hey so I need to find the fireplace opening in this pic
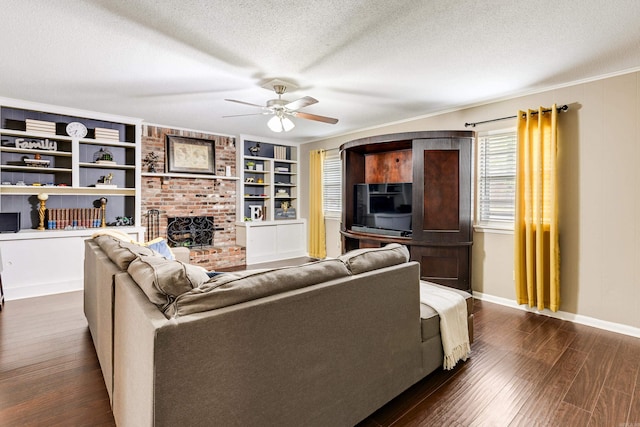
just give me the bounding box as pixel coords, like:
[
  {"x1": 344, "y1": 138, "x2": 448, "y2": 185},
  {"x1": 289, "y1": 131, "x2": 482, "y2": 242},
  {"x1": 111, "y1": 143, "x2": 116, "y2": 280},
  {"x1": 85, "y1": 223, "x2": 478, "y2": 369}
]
[{"x1": 166, "y1": 216, "x2": 214, "y2": 248}]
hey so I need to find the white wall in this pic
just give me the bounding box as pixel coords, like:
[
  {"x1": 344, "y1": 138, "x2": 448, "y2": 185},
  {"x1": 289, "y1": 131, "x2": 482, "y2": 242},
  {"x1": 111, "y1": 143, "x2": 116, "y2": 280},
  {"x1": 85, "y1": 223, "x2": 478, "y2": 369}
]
[{"x1": 300, "y1": 70, "x2": 640, "y2": 332}]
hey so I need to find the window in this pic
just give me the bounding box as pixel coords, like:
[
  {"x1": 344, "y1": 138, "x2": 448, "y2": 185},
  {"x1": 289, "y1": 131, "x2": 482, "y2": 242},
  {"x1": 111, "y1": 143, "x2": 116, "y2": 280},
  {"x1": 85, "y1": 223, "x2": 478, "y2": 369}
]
[
  {"x1": 477, "y1": 129, "x2": 517, "y2": 229},
  {"x1": 322, "y1": 149, "x2": 342, "y2": 219}
]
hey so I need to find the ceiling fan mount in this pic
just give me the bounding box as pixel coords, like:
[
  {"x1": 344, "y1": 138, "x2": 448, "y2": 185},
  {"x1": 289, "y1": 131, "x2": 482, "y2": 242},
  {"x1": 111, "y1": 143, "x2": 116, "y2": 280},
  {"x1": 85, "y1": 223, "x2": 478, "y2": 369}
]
[
  {"x1": 223, "y1": 80, "x2": 338, "y2": 132},
  {"x1": 271, "y1": 84, "x2": 287, "y2": 96},
  {"x1": 266, "y1": 84, "x2": 288, "y2": 110}
]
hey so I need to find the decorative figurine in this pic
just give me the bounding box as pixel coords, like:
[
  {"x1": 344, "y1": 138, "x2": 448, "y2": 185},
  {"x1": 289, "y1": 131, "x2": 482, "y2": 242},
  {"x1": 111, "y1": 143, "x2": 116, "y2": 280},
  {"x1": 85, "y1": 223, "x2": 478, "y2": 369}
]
[
  {"x1": 143, "y1": 151, "x2": 159, "y2": 172},
  {"x1": 248, "y1": 142, "x2": 261, "y2": 156},
  {"x1": 37, "y1": 193, "x2": 48, "y2": 230},
  {"x1": 113, "y1": 216, "x2": 133, "y2": 226}
]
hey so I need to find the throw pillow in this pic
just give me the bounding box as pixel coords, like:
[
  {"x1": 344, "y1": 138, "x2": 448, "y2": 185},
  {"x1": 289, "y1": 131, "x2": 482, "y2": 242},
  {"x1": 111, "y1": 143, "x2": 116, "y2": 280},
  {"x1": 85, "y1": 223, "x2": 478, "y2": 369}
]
[
  {"x1": 128, "y1": 256, "x2": 210, "y2": 308},
  {"x1": 141, "y1": 237, "x2": 175, "y2": 260},
  {"x1": 339, "y1": 243, "x2": 410, "y2": 275},
  {"x1": 93, "y1": 235, "x2": 156, "y2": 270},
  {"x1": 93, "y1": 231, "x2": 177, "y2": 261},
  {"x1": 91, "y1": 229, "x2": 134, "y2": 241}
]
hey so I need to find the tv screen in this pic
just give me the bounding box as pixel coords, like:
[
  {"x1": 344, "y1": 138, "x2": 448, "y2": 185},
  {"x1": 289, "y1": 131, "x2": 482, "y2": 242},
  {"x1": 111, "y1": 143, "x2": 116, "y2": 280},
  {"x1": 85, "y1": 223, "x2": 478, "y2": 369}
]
[{"x1": 354, "y1": 183, "x2": 412, "y2": 233}]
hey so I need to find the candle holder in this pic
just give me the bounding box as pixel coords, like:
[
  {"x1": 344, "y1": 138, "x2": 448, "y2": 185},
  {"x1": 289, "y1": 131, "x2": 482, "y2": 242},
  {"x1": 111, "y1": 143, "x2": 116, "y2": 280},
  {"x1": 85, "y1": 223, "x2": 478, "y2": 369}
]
[
  {"x1": 100, "y1": 197, "x2": 108, "y2": 227},
  {"x1": 37, "y1": 193, "x2": 49, "y2": 230}
]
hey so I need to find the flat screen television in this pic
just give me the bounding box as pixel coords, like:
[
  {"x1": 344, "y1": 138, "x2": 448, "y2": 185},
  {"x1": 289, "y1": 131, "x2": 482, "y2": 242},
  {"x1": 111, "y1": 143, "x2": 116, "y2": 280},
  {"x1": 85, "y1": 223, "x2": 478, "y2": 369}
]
[{"x1": 353, "y1": 183, "x2": 412, "y2": 236}]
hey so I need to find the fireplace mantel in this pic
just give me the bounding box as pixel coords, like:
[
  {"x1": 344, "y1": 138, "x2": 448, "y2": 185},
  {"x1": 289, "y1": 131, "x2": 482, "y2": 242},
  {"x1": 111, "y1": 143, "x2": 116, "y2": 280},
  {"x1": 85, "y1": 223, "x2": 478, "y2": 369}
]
[{"x1": 141, "y1": 172, "x2": 239, "y2": 180}]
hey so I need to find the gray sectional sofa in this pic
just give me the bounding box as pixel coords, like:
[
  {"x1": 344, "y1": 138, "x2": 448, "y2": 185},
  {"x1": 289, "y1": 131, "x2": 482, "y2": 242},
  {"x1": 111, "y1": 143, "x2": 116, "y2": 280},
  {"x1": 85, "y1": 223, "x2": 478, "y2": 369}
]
[{"x1": 84, "y1": 236, "x2": 473, "y2": 427}]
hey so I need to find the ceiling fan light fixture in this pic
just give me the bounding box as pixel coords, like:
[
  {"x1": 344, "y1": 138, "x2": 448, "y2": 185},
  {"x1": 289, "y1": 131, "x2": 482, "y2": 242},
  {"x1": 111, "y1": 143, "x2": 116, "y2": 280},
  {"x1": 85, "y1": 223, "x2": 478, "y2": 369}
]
[
  {"x1": 267, "y1": 115, "x2": 295, "y2": 132},
  {"x1": 225, "y1": 81, "x2": 337, "y2": 130},
  {"x1": 282, "y1": 116, "x2": 295, "y2": 132}
]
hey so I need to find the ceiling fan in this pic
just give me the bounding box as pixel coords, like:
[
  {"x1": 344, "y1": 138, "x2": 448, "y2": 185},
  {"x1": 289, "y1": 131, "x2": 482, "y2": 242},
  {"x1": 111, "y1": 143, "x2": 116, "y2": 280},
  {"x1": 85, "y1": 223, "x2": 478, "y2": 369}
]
[{"x1": 223, "y1": 80, "x2": 339, "y2": 132}]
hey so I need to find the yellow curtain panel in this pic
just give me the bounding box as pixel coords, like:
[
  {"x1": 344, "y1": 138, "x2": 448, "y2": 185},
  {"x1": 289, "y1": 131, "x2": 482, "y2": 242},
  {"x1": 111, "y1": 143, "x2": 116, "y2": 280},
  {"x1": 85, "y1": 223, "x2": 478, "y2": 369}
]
[
  {"x1": 514, "y1": 105, "x2": 560, "y2": 312},
  {"x1": 308, "y1": 150, "x2": 327, "y2": 259}
]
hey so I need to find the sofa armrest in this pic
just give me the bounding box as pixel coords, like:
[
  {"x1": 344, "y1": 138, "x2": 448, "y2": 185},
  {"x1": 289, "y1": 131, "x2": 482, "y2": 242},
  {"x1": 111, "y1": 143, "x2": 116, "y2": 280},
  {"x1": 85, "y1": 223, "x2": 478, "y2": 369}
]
[
  {"x1": 84, "y1": 239, "x2": 123, "y2": 403},
  {"x1": 112, "y1": 272, "x2": 170, "y2": 427}
]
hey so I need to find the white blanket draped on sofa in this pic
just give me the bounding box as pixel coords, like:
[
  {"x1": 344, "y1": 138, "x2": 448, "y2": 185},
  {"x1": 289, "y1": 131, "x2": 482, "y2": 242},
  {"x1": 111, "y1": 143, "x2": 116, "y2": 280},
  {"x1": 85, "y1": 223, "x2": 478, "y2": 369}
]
[{"x1": 419, "y1": 281, "x2": 471, "y2": 370}]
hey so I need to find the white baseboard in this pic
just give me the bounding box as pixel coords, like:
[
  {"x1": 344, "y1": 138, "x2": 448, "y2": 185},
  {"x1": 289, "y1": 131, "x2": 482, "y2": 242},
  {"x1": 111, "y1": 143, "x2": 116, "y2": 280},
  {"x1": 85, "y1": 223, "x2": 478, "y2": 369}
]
[
  {"x1": 473, "y1": 291, "x2": 640, "y2": 339},
  {"x1": 5, "y1": 279, "x2": 83, "y2": 301}
]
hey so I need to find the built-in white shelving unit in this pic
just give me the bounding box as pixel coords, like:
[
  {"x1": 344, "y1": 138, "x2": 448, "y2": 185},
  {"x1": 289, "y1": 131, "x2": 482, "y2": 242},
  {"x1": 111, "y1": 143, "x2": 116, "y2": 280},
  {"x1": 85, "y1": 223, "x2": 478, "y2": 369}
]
[
  {"x1": 236, "y1": 135, "x2": 307, "y2": 264},
  {"x1": 0, "y1": 97, "x2": 144, "y2": 300}
]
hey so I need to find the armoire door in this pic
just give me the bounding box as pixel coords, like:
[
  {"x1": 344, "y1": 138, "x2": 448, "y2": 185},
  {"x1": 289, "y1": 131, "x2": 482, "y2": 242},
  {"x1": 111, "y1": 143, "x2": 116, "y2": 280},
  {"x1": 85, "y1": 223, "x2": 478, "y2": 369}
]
[{"x1": 411, "y1": 137, "x2": 473, "y2": 243}]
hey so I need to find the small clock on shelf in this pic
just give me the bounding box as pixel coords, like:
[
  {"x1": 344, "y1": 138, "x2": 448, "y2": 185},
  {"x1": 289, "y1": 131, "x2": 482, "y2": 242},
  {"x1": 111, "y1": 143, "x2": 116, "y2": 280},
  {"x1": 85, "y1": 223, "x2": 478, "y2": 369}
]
[{"x1": 66, "y1": 121, "x2": 88, "y2": 138}]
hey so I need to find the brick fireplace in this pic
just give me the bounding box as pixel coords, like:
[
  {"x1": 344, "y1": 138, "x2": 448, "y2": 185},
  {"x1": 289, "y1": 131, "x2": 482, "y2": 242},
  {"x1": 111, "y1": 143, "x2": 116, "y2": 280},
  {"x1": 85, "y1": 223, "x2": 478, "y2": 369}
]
[
  {"x1": 140, "y1": 125, "x2": 245, "y2": 270},
  {"x1": 166, "y1": 215, "x2": 215, "y2": 248}
]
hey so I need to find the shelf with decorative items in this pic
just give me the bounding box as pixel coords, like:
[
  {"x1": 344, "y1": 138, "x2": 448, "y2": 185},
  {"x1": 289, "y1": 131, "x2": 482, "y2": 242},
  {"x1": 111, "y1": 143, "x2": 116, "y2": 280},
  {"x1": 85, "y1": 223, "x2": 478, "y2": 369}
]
[
  {"x1": 236, "y1": 135, "x2": 306, "y2": 263},
  {"x1": 77, "y1": 142, "x2": 136, "y2": 192},
  {"x1": 0, "y1": 128, "x2": 74, "y2": 188},
  {"x1": 243, "y1": 155, "x2": 272, "y2": 221},
  {"x1": 0, "y1": 97, "x2": 142, "y2": 232},
  {"x1": 273, "y1": 159, "x2": 297, "y2": 220},
  {"x1": 238, "y1": 135, "x2": 299, "y2": 223},
  {"x1": 0, "y1": 97, "x2": 144, "y2": 301}
]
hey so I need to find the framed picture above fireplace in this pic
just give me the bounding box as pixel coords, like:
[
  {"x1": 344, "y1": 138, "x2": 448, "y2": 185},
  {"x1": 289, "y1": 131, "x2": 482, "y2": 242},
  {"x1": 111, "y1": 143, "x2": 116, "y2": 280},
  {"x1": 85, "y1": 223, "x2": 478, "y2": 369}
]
[{"x1": 165, "y1": 135, "x2": 215, "y2": 174}]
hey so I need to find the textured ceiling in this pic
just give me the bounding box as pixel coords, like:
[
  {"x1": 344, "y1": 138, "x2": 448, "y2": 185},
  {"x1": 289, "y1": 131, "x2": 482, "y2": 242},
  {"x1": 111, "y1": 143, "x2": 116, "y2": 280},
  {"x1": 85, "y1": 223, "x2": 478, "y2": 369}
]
[{"x1": 1, "y1": 0, "x2": 639, "y2": 143}]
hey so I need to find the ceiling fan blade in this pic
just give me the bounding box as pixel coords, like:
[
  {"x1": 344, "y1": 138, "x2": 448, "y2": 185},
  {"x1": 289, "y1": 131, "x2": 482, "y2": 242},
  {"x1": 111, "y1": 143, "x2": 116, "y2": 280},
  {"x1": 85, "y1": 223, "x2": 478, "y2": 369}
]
[
  {"x1": 284, "y1": 96, "x2": 318, "y2": 111},
  {"x1": 222, "y1": 113, "x2": 269, "y2": 118},
  {"x1": 224, "y1": 99, "x2": 266, "y2": 108},
  {"x1": 294, "y1": 111, "x2": 339, "y2": 124}
]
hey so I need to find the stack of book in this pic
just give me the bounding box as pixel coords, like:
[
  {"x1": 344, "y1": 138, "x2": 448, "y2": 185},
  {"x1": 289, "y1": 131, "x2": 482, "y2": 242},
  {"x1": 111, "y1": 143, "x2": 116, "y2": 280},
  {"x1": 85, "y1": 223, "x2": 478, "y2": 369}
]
[
  {"x1": 274, "y1": 145, "x2": 287, "y2": 160},
  {"x1": 275, "y1": 166, "x2": 290, "y2": 173},
  {"x1": 47, "y1": 208, "x2": 102, "y2": 229},
  {"x1": 25, "y1": 119, "x2": 56, "y2": 134},
  {"x1": 94, "y1": 127, "x2": 120, "y2": 141}
]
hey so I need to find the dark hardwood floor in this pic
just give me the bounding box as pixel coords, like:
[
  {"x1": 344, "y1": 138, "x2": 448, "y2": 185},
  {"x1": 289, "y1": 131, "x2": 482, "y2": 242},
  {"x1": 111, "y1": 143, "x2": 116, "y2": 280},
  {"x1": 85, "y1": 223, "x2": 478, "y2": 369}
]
[
  {"x1": 1, "y1": 292, "x2": 639, "y2": 426},
  {"x1": 0, "y1": 292, "x2": 114, "y2": 426}
]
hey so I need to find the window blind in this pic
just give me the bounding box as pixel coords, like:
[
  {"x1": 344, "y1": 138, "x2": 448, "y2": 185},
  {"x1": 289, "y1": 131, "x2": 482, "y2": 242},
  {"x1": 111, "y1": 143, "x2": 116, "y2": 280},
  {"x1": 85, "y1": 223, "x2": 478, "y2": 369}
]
[
  {"x1": 478, "y1": 130, "x2": 517, "y2": 226},
  {"x1": 322, "y1": 150, "x2": 342, "y2": 218}
]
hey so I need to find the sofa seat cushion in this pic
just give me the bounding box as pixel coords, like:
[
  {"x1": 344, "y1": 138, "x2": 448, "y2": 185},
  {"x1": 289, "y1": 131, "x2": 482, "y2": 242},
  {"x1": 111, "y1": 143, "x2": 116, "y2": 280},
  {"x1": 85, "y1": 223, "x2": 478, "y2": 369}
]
[
  {"x1": 93, "y1": 235, "x2": 156, "y2": 270},
  {"x1": 419, "y1": 283, "x2": 473, "y2": 342},
  {"x1": 420, "y1": 313, "x2": 441, "y2": 342},
  {"x1": 164, "y1": 258, "x2": 351, "y2": 318},
  {"x1": 128, "y1": 256, "x2": 210, "y2": 308},
  {"x1": 338, "y1": 243, "x2": 410, "y2": 274}
]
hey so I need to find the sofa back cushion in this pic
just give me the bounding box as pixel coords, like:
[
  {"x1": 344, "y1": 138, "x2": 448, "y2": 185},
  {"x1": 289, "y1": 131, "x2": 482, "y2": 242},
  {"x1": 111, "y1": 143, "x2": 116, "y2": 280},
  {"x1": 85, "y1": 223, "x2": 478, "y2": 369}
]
[
  {"x1": 164, "y1": 258, "x2": 351, "y2": 318},
  {"x1": 339, "y1": 243, "x2": 410, "y2": 275},
  {"x1": 94, "y1": 235, "x2": 156, "y2": 270},
  {"x1": 128, "y1": 256, "x2": 210, "y2": 308}
]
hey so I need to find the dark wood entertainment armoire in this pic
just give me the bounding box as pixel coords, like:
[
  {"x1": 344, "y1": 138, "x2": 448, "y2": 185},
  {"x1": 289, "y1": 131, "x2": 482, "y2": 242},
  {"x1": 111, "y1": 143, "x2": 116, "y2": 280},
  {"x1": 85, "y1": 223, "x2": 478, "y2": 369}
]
[{"x1": 340, "y1": 131, "x2": 474, "y2": 292}]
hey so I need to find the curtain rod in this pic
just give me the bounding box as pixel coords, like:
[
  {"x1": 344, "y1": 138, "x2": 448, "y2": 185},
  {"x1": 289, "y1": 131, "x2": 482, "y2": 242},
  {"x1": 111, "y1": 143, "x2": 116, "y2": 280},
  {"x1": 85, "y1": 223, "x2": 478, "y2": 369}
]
[{"x1": 464, "y1": 104, "x2": 569, "y2": 128}]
